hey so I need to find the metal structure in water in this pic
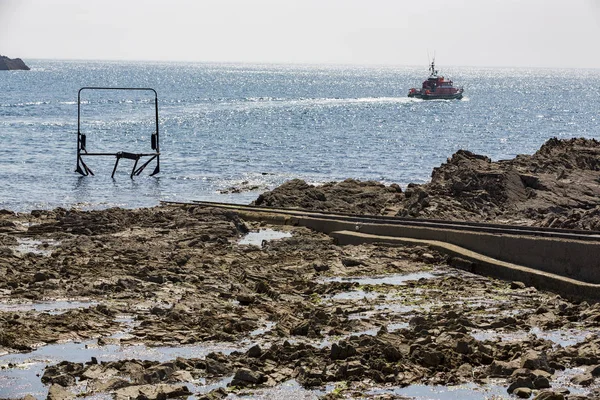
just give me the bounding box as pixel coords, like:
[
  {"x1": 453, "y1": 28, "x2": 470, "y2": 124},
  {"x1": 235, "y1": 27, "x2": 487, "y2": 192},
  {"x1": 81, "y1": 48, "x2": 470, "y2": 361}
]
[{"x1": 75, "y1": 87, "x2": 161, "y2": 179}]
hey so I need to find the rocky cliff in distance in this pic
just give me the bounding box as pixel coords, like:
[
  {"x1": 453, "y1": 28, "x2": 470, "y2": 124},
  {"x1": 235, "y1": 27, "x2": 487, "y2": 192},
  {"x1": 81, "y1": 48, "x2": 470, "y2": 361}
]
[{"x1": 0, "y1": 55, "x2": 30, "y2": 70}]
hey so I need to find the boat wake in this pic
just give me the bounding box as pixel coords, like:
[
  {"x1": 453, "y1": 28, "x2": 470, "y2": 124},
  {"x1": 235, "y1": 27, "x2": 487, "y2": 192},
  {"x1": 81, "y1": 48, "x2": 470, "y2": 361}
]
[{"x1": 241, "y1": 96, "x2": 420, "y2": 108}]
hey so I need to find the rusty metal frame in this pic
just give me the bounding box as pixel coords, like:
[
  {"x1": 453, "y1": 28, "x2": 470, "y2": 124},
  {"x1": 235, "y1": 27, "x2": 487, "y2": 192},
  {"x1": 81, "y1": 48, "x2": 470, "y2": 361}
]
[{"x1": 75, "y1": 87, "x2": 160, "y2": 178}]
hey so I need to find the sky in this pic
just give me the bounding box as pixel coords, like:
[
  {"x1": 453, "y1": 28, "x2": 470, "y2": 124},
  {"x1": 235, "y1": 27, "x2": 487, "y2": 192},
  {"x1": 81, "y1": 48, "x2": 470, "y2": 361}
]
[{"x1": 1, "y1": 0, "x2": 600, "y2": 68}]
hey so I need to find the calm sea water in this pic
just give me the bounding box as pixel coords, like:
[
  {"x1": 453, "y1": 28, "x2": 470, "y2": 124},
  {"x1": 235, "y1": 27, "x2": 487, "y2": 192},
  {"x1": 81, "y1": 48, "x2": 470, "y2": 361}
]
[{"x1": 1, "y1": 60, "x2": 599, "y2": 212}]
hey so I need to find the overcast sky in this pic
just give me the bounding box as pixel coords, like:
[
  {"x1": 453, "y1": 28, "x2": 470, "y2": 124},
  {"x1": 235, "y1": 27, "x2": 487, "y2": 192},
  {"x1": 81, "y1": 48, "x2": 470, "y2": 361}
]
[{"x1": 1, "y1": 0, "x2": 600, "y2": 68}]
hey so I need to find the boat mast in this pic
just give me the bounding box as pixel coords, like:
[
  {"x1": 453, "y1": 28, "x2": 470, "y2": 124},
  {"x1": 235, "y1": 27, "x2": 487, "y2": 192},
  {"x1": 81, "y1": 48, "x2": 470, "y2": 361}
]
[{"x1": 429, "y1": 58, "x2": 438, "y2": 77}]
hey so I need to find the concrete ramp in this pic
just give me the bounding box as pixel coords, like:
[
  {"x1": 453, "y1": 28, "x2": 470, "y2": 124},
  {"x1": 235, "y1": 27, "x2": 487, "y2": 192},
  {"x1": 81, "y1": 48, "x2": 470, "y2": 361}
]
[{"x1": 331, "y1": 230, "x2": 600, "y2": 301}]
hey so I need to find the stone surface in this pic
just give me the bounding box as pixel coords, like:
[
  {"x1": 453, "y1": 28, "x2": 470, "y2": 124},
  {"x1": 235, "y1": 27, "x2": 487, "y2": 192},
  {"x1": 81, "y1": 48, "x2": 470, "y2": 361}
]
[
  {"x1": 532, "y1": 391, "x2": 565, "y2": 400},
  {"x1": 114, "y1": 384, "x2": 191, "y2": 400},
  {"x1": 230, "y1": 368, "x2": 266, "y2": 387},
  {"x1": 513, "y1": 387, "x2": 533, "y2": 398},
  {"x1": 47, "y1": 384, "x2": 75, "y2": 400}
]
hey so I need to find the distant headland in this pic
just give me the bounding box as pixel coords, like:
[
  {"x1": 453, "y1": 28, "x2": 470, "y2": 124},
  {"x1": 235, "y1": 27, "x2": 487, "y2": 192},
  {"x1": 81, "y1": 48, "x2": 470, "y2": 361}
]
[{"x1": 0, "y1": 55, "x2": 30, "y2": 70}]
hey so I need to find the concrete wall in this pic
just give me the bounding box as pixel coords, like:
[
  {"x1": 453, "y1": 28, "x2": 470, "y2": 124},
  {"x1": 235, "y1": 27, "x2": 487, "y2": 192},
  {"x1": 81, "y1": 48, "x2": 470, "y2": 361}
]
[{"x1": 244, "y1": 212, "x2": 600, "y2": 285}]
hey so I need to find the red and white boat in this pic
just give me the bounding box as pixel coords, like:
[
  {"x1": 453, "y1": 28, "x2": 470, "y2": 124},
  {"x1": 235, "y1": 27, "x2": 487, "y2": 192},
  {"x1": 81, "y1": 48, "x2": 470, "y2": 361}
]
[{"x1": 408, "y1": 61, "x2": 464, "y2": 100}]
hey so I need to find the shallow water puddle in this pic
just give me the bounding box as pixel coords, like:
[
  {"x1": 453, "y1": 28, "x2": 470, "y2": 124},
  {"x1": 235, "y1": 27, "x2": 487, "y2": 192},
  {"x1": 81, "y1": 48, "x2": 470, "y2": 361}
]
[
  {"x1": 0, "y1": 339, "x2": 246, "y2": 366},
  {"x1": 322, "y1": 271, "x2": 436, "y2": 286},
  {"x1": 471, "y1": 326, "x2": 599, "y2": 348},
  {"x1": 330, "y1": 290, "x2": 384, "y2": 301},
  {"x1": 0, "y1": 364, "x2": 47, "y2": 399},
  {"x1": 367, "y1": 381, "x2": 509, "y2": 399},
  {"x1": 0, "y1": 300, "x2": 97, "y2": 314},
  {"x1": 13, "y1": 238, "x2": 58, "y2": 256},
  {"x1": 250, "y1": 321, "x2": 276, "y2": 336},
  {"x1": 0, "y1": 336, "x2": 247, "y2": 399},
  {"x1": 238, "y1": 229, "x2": 292, "y2": 246},
  {"x1": 229, "y1": 379, "x2": 330, "y2": 399},
  {"x1": 552, "y1": 367, "x2": 597, "y2": 394}
]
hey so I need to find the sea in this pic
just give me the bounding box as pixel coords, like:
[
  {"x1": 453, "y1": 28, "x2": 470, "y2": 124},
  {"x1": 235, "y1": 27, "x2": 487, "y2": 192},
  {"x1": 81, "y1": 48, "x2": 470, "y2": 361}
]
[{"x1": 2, "y1": 60, "x2": 600, "y2": 212}]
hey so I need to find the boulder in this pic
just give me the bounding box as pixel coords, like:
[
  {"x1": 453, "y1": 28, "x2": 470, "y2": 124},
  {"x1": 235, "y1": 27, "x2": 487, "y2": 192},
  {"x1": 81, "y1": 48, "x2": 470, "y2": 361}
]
[
  {"x1": 513, "y1": 387, "x2": 533, "y2": 398},
  {"x1": 507, "y1": 377, "x2": 534, "y2": 393},
  {"x1": 520, "y1": 350, "x2": 551, "y2": 372},
  {"x1": 331, "y1": 342, "x2": 357, "y2": 360},
  {"x1": 230, "y1": 368, "x2": 266, "y2": 387},
  {"x1": 532, "y1": 391, "x2": 565, "y2": 400},
  {"x1": 47, "y1": 384, "x2": 75, "y2": 400},
  {"x1": 489, "y1": 359, "x2": 520, "y2": 376},
  {"x1": 247, "y1": 344, "x2": 262, "y2": 358}
]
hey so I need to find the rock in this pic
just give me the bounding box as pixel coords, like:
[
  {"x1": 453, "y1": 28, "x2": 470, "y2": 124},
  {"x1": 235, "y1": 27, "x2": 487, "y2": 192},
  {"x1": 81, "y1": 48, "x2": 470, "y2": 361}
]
[
  {"x1": 455, "y1": 339, "x2": 471, "y2": 354},
  {"x1": 247, "y1": 344, "x2": 262, "y2": 358},
  {"x1": 33, "y1": 271, "x2": 50, "y2": 282},
  {"x1": 236, "y1": 293, "x2": 256, "y2": 305},
  {"x1": 570, "y1": 372, "x2": 594, "y2": 386},
  {"x1": 0, "y1": 55, "x2": 30, "y2": 70},
  {"x1": 331, "y1": 342, "x2": 357, "y2": 360},
  {"x1": 313, "y1": 263, "x2": 330, "y2": 272},
  {"x1": 341, "y1": 257, "x2": 363, "y2": 267},
  {"x1": 47, "y1": 384, "x2": 75, "y2": 400},
  {"x1": 144, "y1": 363, "x2": 175, "y2": 383},
  {"x1": 87, "y1": 378, "x2": 130, "y2": 393},
  {"x1": 489, "y1": 359, "x2": 520, "y2": 376},
  {"x1": 456, "y1": 363, "x2": 474, "y2": 378},
  {"x1": 344, "y1": 360, "x2": 365, "y2": 378},
  {"x1": 382, "y1": 344, "x2": 402, "y2": 362},
  {"x1": 534, "y1": 375, "x2": 551, "y2": 389},
  {"x1": 587, "y1": 364, "x2": 600, "y2": 376},
  {"x1": 513, "y1": 387, "x2": 533, "y2": 398},
  {"x1": 114, "y1": 384, "x2": 191, "y2": 400},
  {"x1": 511, "y1": 281, "x2": 527, "y2": 289},
  {"x1": 253, "y1": 178, "x2": 404, "y2": 215},
  {"x1": 170, "y1": 370, "x2": 194, "y2": 382},
  {"x1": 532, "y1": 391, "x2": 565, "y2": 400},
  {"x1": 205, "y1": 358, "x2": 230, "y2": 376},
  {"x1": 196, "y1": 387, "x2": 228, "y2": 400},
  {"x1": 291, "y1": 321, "x2": 310, "y2": 336},
  {"x1": 230, "y1": 368, "x2": 266, "y2": 387},
  {"x1": 508, "y1": 377, "x2": 534, "y2": 393},
  {"x1": 416, "y1": 348, "x2": 443, "y2": 367},
  {"x1": 521, "y1": 350, "x2": 551, "y2": 372},
  {"x1": 81, "y1": 364, "x2": 107, "y2": 380}
]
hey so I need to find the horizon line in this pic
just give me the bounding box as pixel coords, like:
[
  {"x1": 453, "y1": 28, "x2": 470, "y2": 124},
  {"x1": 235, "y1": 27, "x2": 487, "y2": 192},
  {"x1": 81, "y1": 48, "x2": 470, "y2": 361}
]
[{"x1": 15, "y1": 57, "x2": 600, "y2": 71}]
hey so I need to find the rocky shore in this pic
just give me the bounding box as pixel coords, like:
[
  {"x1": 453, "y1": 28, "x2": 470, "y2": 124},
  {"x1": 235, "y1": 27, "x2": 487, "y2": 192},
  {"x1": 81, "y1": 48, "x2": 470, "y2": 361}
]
[
  {"x1": 255, "y1": 137, "x2": 600, "y2": 230},
  {"x1": 1, "y1": 138, "x2": 600, "y2": 399},
  {"x1": 0, "y1": 55, "x2": 30, "y2": 70}
]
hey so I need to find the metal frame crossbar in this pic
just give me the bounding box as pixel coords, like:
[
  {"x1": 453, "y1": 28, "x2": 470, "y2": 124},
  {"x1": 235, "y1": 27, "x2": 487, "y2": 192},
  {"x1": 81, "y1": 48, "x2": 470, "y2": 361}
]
[{"x1": 75, "y1": 87, "x2": 161, "y2": 178}]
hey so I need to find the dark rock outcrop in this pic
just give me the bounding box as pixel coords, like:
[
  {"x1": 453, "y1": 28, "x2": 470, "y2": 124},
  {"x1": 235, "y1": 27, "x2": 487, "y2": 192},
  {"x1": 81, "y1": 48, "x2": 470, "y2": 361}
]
[
  {"x1": 0, "y1": 55, "x2": 30, "y2": 70},
  {"x1": 253, "y1": 178, "x2": 403, "y2": 215},
  {"x1": 254, "y1": 138, "x2": 600, "y2": 230}
]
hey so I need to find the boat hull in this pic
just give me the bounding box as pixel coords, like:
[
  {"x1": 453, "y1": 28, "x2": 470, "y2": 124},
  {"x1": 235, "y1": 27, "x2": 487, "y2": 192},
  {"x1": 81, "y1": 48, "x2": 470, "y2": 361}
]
[
  {"x1": 422, "y1": 92, "x2": 463, "y2": 100},
  {"x1": 408, "y1": 91, "x2": 463, "y2": 100}
]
